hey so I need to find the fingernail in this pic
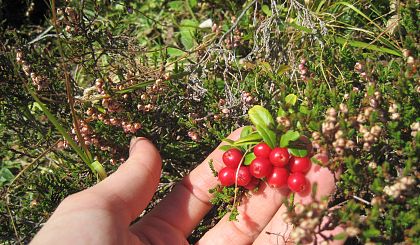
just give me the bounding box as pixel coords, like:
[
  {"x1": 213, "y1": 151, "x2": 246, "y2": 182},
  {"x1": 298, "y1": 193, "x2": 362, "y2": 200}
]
[
  {"x1": 130, "y1": 136, "x2": 138, "y2": 148},
  {"x1": 129, "y1": 137, "x2": 148, "y2": 155}
]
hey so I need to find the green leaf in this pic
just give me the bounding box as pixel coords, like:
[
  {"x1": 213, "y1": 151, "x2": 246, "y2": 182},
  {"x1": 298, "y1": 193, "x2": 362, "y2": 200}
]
[
  {"x1": 309, "y1": 121, "x2": 319, "y2": 131},
  {"x1": 222, "y1": 138, "x2": 235, "y2": 144},
  {"x1": 26, "y1": 86, "x2": 107, "y2": 180},
  {"x1": 168, "y1": 1, "x2": 184, "y2": 11},
  {"x1": 256, "y1": 125, "x2": 276, "y2": 149},
  {"x1": 333, "y1": 232, "x2": 347, "y2": 240},
  {"x1": 188, "y1": 0, "x2": 197, "y2": 7},
  {"x1": 233, "y1": 141, "x2": 262, "y2": 147},
  {"x1": 277, "y1": 65, "x2": 290, "y2": 75},
  {"x1": 167, "y1": 47, "x2": 187, "y2": 57},
  {"x1": 31, "y1": 102, "x2": 42, "y2": 112},
  {"x1": 240, "y1": 126, "x2": 254, "y2": 138},
  {"x1": 288, "y1": 22, "x2": 313, "y2": 33},
  {"x1": 285, "y1": 94, "x2": 297, "y2": 106},
  {"x1": 92, "y1": 161, "x2": 107, "y2": 180},
  {"x1": 219, "y1": 145, "x2": 236, "y2": 152},
  {"x1": 363, "y1": 227, "x2": 381, "y2": 238},
  {"x1": 280, "y1": 130, "x2": 300, "y2": 147},
  {"x1": 261, "y1": 5, "x2": 272, "y2": 16},
  {"x1": 244, "y1": 152, "x2": 256, "y2": 165},
  {"x1": 248, "y1": 105, "x2": 275, "y2": 128},
  {"x1": 180, "y1": 32, "x2": 194, "y2": 50},
  {"x1": 289, "y1": 148, "x2": 308, "y2": 157},
  {"x1": 179, "y1": 19, "x2": 198, "y2": 50},
  {"x1": 27, "y1": 90, "x2": 90, "y2": 163},
  {"x1": 299, "y1": 105, "x2": 309, "y2": 114},
  {"x1": 277, "y1": 107, "x2": 287, "y2": 117},
  {"x1": 0, "y1": 167, "x2": 14, "y2": 186},
  {"x1": 335, "y1": 37, "x2": 402, "y2": 57},
  {"x1": 234, "y1": 132, "x2": 262, "y2": 145}
]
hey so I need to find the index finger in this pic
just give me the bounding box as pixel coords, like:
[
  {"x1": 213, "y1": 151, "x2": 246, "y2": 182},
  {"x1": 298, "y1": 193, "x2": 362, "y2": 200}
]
[{"x1": 130, "y1": 128, "x2": 244, "y2": 238}]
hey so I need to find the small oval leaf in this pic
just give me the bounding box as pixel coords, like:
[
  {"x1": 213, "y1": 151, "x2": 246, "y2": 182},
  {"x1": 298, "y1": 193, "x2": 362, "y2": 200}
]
[
  {"x1": 248, "y1": 105, "x2": 275, "y2": 128},
  {"x1": 244, "y1": 152, "x2": 256, "y2": 165},
  {"x1": 240, "y1": 126, "x2": 254, "y2": 138},
  {"x1": 219, "y1": 145, "x2": 236, "y2": 152},
  {"x1": 280, "y1": 130, "x2": 300, "y2": 147},
  {"x1": 222, "y1": 138, "x2": 235, "y2": 145},
  {"x1": 289, "y1": 148, "x2": 308, "y2": 157},
  {"x1": 256, "y1": 125, "x2": 276, "y2": 149},
  {"x1": 277, "y1": 107, "x2": 287, "y2": 117},
  {"x1": 285, "y1": 94, "x2": 297, "y2": 106},
  {"x1": 234, "y1": 132, "x2": 262, "y2": 145}
]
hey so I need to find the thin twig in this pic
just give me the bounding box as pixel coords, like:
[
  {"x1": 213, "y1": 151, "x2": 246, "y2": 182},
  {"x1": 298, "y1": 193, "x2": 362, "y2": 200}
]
[
  {"x1": 218, "y1": 0, "x2": 257, "y2": 45},
  {"x1": 50, "y1": 0, "x2": 92, "y2": 162},
  {"x1": 352, "y1": 195, "x2": 371, "y2": 205}
]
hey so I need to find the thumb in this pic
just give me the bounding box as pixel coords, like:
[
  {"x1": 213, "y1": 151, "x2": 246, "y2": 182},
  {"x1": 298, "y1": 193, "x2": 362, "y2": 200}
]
[{"x1": 91, "y1": 137, "x2": 162, "y2": 224}]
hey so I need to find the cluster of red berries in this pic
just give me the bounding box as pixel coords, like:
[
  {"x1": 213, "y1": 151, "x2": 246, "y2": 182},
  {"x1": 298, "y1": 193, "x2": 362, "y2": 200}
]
[{"x1": 218, "y1": 142, "x2": 312, "y2": 193}]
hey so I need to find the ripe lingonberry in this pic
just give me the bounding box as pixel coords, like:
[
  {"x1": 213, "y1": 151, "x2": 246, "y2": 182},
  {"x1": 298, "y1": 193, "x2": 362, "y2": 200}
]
[
  {"x1": 218, "y1": 167, "x2": 235, "y2": 186},
  {"x1": 289, "y1": 157, "x2": 312, "y2": 173},
  {"x1": 253, "y1": 142, "x2": 272, "y2": 158},
  {"x1": 267, "y1": 167, "x2": 289, "y2": 188},
  {"x1": 287, "y1": 172, "x2": 309, "y2": 193},
  {"x1": 269, "y1": 147, "x2": 290, "y2": 167},
  {"x1": 236, "y1": 166, "x2": 252, "y2": 186},
  {"x1": 222, "y1": 148, "x2": 243, "y2": 168},
  {"x1": 249, "y1": 157, "x2": 273, "y2": 178}
]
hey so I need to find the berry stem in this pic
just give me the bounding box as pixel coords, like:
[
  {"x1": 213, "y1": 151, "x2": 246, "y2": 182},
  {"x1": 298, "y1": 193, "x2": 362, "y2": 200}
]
[
  {"x1": 287, "y1": 192, "x2": 295, "y2": 212},
  {"x1": 231, "y1": 146, "x2": 255, "y2": 216}
]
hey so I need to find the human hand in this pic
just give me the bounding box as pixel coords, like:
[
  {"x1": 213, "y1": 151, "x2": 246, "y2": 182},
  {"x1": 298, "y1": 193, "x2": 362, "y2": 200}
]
[{"x1": 31, "y1": 128, "x2": 344, "y2": 244}]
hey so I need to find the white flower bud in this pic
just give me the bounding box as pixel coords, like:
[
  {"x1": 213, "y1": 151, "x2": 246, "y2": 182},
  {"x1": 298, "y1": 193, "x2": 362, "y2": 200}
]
[
  {"x1": 371, "y1": 125, "x2": 382, "y2": 137},
  {"x1": 390, "y1": 113, "x2": 400, "y2": 120},
  {"x1": 326, "y1": 108, "x2": 337, "y2": 117},
  {"x1": 368, "y1": 161, "x2": 377, "y2": 169},
  {"x1": 335, "y1": 130, "x2": 344, "y2": 139},
  {"x1": 339, "y1": 103, "x2": 348, "y2": 114}
]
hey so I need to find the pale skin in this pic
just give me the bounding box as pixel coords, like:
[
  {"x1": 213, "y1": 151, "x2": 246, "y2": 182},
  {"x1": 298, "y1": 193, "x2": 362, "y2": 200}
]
[{"x1": 31, "y1": 128, "x2": 345, "y2": 245}]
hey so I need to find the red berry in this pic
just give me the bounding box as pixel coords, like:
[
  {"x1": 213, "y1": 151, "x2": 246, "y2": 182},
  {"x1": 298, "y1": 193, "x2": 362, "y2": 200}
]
[
  {"x1": 253, "y1": 142, "x2": 272, "y2": 158},
  {"x1": 249, "y1": 157, "x2": 273, "y2": 178},
  {"x1": 287, "y1": 172, "x2": 309, "y2": 193},
  {"x1": 236, "y1": 166, "x2": 252, "y2": 186},
  {"x1": 289, "y1": 156, "x2": 311, "y2": 173},
  {"x1": 222, "y1": 148, "x2": 243, "y2": 168},
  {"x1": 244, "y1": 177, "x2": 259, "y2": 190},
  {"x1": 267, "y1": 167, "x2": 289, "y2": 188},
  {"x1": 269, "y1": 147, "x2": 290, "y2": 167},
  {"x1": 218, "y1": 167, "x2": 235, "y2": 186}
]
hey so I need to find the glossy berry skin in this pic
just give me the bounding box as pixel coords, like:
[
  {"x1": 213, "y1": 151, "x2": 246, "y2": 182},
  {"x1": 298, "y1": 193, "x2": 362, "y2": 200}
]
[
  {"x1": 253, "y1": 142, "x2": 272, "y2": 158},
  {"x1": 269, "y1": 147, "x2": 290, "y2": 167},
  {"x1": 249, "y1": 157, "x2": 273, "y2": 178},
  {"x1": 222, "y1": 148, "x2": 243, "y2": 168},
  {"x1": 236, "y1": 166, "x2": 252, "y2": 186},
  {"x1": 289, "y1": 156, "x2": 311, "y2": 173},
  {"x1": 218, "y1": 167, "x2": 235, "y2": 186},
  {"x1": 288, "y1": 172, "x2": 309, "y2": 193},
  {"x1": 267, "y1": 167, "x2": 289, "y2": 188}
]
